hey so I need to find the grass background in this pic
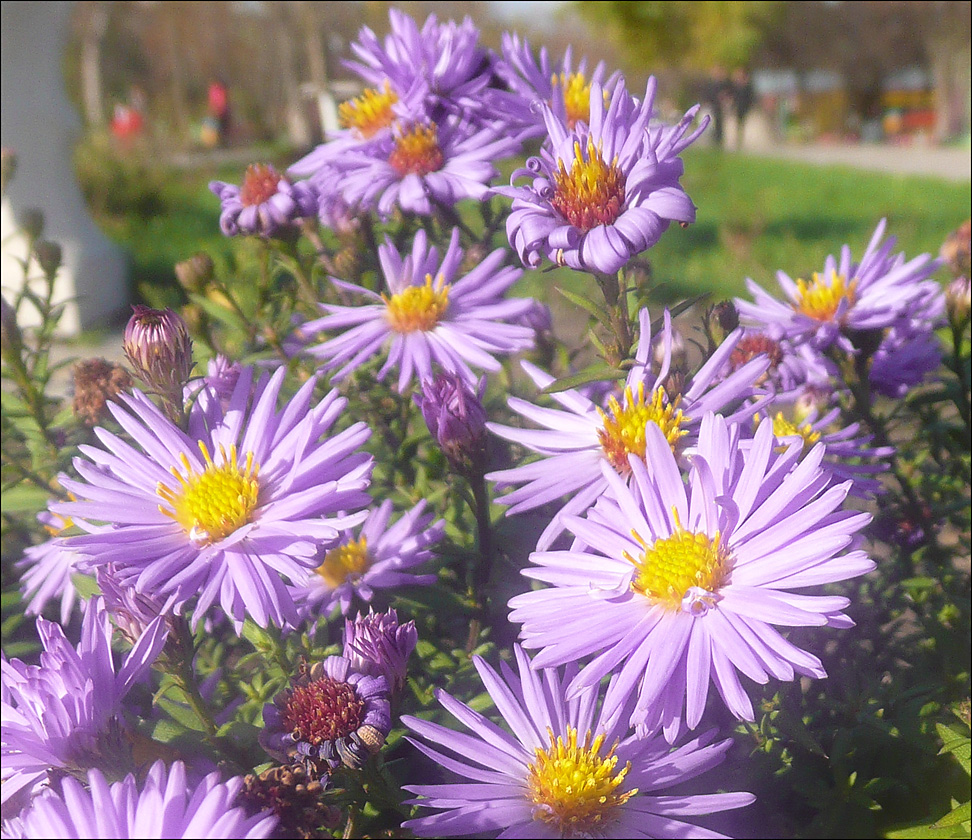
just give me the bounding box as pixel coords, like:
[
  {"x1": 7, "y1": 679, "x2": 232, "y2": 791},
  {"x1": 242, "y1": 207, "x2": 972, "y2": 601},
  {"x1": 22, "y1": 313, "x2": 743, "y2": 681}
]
[{"x1": 77, "y1": 140, "x2": 971, "y2": 335}]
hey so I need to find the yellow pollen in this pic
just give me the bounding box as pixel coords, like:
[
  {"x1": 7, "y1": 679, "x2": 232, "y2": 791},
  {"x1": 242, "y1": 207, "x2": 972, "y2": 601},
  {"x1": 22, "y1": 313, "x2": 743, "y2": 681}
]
[
  {"x1": 769, "y1": 411, "x2": 821, "y2": 450},
  {"x1": 338, "y1": 82, "x2": 398, "y2": 138},
  {"x1": 554, "y1": 71, "x2": 600, "y2": 128},
  {"x1": 388, "y1": 123, "x2": 445, "y2": 176},
  {"x1": 626, "y1": 512, "x2": 731, "y2": 611},
  {"x1": 158, "y1": 443, "x2": 260, "y2": 545},
  {"x1": 794, "y1": 270, "x2": 858, "y2": 322},
  {"x1": 527, "y1": 726, "x2": 635, "y2": 837},
  {"x1": 315, "y1": 537, "x2": 370, "y2": 588},
  {"x1": 383, "y1": 273, "x2": 450, "y2": 332},
  {"x1": 597, "y1": 383, "x2": 686, "y2": 474},
  {"x1": 550, "y1": 138, "x2": 626, "y2": 231}
]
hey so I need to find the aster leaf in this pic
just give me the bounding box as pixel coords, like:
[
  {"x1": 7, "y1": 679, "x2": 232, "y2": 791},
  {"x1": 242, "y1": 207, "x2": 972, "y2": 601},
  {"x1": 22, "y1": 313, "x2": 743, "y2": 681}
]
[
  {"x1": 540, "y1": 362, "x2": 622, "y2": 394},
  {"x1": 555, "y1": 286, "x2": 614, "y2": 325},
  {"x1": 188, "y1": 291, "x2": 249, "y2": 332}
]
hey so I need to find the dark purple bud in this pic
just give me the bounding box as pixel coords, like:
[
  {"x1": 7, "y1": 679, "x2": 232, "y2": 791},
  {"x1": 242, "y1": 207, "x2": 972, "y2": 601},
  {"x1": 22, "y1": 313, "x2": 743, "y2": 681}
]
[{"x1": 414, "y1": 371, "x2": 488, "y2": 475}]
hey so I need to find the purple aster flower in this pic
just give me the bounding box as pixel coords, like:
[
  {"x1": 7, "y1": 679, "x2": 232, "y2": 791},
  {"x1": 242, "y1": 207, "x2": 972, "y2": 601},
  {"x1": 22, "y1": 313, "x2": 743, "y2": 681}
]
[
  {"x1": 301, "y1": 227, "x2": 537, "y2": 391},
  {"x1": 53, "y1": 366, "x2": 373, "y2": 632},
  {"x1": 1, "y1": 761, "x2": 277, "y2": 839},
  {"x1": 343, "y1": 9, "x2": 495, "y2": 123},
  {"x1": 490, "y1": 33, "x2": 623, "y2": 140},
  {"x1": 488, "y1": 308, "x2": 770, "y2": 550},
  {"x1": 293, "y1": 499, "x2": 441, "y2": 618},
  {"x1": 344, "y1": 608, "x2": 418, "y2": 695},
  {"x1": 496, "y1": 77, "x2": 707, "y2": 275},
  {"x1": 508, "y1": 413, "x2": 875, "y2": 742},
  {"x1": 867, "y1": 320, "x2": 944, "y2": 398},
  {"x1": 415, "y1": 371, "x2": 489, "y2": 475},
  {"x1": 750, "y1": 387, "x2": 895, "y2": 497},
  {"x1": 735, "y1": 219, "x2": 944, "y2": 355},
  {"x1": 16, "y1": 509, "x2": 87, "y2": 626},
  {"x1": 260, "y1": 655, "x2": 391, "y2": 775},
  {"x1": 210, "y1": 163, "x2": 318, "y2": 238},
  {"x1": 1, "y1": 598, "x2": 168, "y2": 809},
  {"x1": 402, "y1": 644, "x2": 754, "y2": 838},
  {"x1": 328, "y1": 116, "x2": 520, "y2": 219}
]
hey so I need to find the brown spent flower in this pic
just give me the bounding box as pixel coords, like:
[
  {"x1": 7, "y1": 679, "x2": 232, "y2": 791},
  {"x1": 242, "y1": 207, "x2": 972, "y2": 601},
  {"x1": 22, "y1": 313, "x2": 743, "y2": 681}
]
[
  {"x1": 72, "y1": 358, "x2": 133, "y2": 426},
  {"x1": 238, "y1": 764, "x2": 342, "y2": 840}
]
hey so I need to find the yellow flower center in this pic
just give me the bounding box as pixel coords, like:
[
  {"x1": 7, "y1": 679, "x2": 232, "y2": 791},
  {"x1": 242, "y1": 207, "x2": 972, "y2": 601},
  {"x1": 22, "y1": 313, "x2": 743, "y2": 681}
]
[
  {"x1": 550, "y1": 138, "x2": 626, "y2": 231},
  {"x1": 794, "y1": 270, "x2": 858, "y2": 322},
  {"x1": 158, "y1": 443, "x2": 260, "y2": 546},
  {"x1": 597, "y1": 384, "x2": 686, "y2": 474},
  {"x1": 388, "y1": 123, "x2": 445, "y2": 176},
  {"x1": 769, "y1": 411, "x2": 821, "y2": 450},
  {"x1": 383, "y1": 274, "x2": 450, "y2": 332},
  {"x1": 555, "y1": 71, "x2": 598, "y2": 128},
  {"x1": 315, "y1": 537, "x2": 370, "y2": 588},
  {"x1": 338, "y1": 82, "x2": 398, "y2": 138},
  {"x1": 627, "y1": 513, "x2": 731, "y2": 612},
  {"x1": 527, "y1": 727, "x2": 635, "y2": 838}
]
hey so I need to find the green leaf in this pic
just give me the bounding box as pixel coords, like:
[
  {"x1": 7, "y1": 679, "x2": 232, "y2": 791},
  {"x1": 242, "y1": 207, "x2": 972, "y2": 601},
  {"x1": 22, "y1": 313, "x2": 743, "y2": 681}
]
[
  {"x1": 935, "y1": 801, "x2": 972, "y2": 829},
  {"x1": 189, "y1": 292, "x2": 248, "y2": 332},
  {"x1": 555, "y1": 286, "x2": 613, "y2": 325},
  {"x1": 540, "y1": 363, "x2": 622, "y2": 394},
  {"x1": 0, "y1": 483, "x2": 53, "y2": 514}
]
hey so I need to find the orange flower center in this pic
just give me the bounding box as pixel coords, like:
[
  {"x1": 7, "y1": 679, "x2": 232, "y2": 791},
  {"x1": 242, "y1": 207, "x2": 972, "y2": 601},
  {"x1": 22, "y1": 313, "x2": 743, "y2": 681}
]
[
  {"x1": 550, "y1": 138, "x2": 625, "y2": 231},
  {"x1": 240, "y1": 164, "x2": 282, "y2": 207},
  {"x1": 389, "y1": 124, "x2": 445, "y2": 176}
]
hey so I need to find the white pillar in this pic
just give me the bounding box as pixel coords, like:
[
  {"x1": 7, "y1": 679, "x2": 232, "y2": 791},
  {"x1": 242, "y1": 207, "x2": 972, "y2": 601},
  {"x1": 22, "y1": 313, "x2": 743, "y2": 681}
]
[{"x1": 1, "y1": 0, "x2": 128, "y2": 335}]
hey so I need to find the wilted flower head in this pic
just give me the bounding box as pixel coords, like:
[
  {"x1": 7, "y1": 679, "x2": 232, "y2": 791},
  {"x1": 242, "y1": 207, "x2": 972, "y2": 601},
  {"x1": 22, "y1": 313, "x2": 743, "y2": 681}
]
[
  {"x1": 72, "y1": 357, "x2": 132, "y2": 426},
  {"x1": 174, "y1": 251, "x2": 215, "y2": 293},
  {"x1": 238, "y1": 764, "x2": 341, "y2": 839},
  {"x1": 294, "y1": 499, "x2": 441, "y2": 617},
  {"x1": 402, "y1": 645, "x2": 754, "y2": 838},
  {"x1": 344, "y1": 608, "x2": 418, "y2": 695},
  {"x1": 1, "y1": 761, "x2": 277, "y2": 839},
  {"x1": 415, "y1": 372, "x2": 488, "y2": 475},
  {"x1": 940, "y1": 218, "x2": 970, "y2": 278},
  {"x1": 497, "y1": 78, "x2": 707, "y2": 275},
  {"x1": 210, "y1": 163, "x2": 318, "y2": 238},
  {"x1": 1, "y1": 598, "x2": 168, "y2": 808},
  {"x1": 946, "y1": 275, "x2": 971, "y2": 328},
  {"x1": 123, "y1": 305, "x2": 194, "y2": 403},
  {"x1": 260, "y1": 656, "x2": 391, "y2": 776}
]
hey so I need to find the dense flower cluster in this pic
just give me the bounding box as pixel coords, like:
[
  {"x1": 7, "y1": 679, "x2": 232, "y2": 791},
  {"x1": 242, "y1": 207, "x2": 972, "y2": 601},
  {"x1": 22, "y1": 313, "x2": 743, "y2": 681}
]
[{"x1": 3, "y1": 7, "x2": 962, "y2": 840}]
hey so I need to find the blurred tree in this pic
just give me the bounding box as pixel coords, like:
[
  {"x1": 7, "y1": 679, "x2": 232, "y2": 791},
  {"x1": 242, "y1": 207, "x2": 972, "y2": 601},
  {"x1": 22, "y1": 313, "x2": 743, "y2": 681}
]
[{"x1": 573, "y1": 1, "x2": 783, "y2": 73}]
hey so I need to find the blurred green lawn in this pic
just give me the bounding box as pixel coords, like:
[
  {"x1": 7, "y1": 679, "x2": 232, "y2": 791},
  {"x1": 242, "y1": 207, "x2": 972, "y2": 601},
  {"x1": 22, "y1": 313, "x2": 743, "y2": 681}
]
[{"x1": 82, "y1": 143, "x2": 971, "y2": 318}]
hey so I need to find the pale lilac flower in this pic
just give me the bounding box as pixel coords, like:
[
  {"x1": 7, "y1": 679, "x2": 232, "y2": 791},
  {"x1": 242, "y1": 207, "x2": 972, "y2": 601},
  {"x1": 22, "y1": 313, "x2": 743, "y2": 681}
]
[
  {"x1": 16, "y1": 509, "x2": 86, "y2": 626},
  {"x1": 53, "y1": 367, "x2": 373, "y2": 632},
  {"x1": 508, "y1": 413, "x2": 875, "y2": 742},
  {"x1": 1, "y1": 761, "x2": 277, "y2": 839},
  {"x1": 488, "y1": 308, "x2": 770, "y2": 550},
  {"x1": 497, "y1": 78, "x2": 707, "y2": 274},
  {"x1": 344, "y1": 608, "x2": 418, "y2": 695},
  {"x1": 210, "y1": 164, "x2": 317, "y2": 238},
  {"x1": 293, "y1": 499, "x2": 441, "y2": 618},
  {"x1": 750, "y1": 387, "x2": 894, "y2": 497},
  {"x1": 343, "y1": 9, "x2": 495, "y2": 123},
  {"x1": 402, "y1": 645, "x2": 754, "y2": 838},
  {"x1": 735, "y1": 219, "x2": 944, "y2": 355},
  {"x1": 1, "y1": 598, "x2": 168, "y2": 809},
  {"x1": 490, "y1": 33, "x2": 622, "y2": 139},
  {"x1": 328, "y1": 117, "x2": 520, "y2": 219},
  {"x1": 301, "y1": 228, "x2": 536, "y2": 391},
  {"x1": 260, "y1": 655, "x2": 390, "y2": 774}
]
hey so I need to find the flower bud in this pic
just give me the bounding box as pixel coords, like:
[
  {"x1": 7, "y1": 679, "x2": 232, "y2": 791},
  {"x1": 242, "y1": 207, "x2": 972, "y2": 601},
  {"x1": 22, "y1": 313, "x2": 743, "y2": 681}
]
[
  {"x1": 123, "y1": 305, "x2": 194, "y2": 400},
  {"x1": 414, "y1": 372, "x2": 488, "y2": 476},
  {"x1": 18, "y1": 207, "x2": 44, "y2": 241},
  {"x1": 941, "y1": 219, "x2": 971, "y2": 279},
  {"x1": 344, "y1": 608, "x2": 418, "y2": 696},
  {"x1": 705, "y1": 300, "x2": 739, "y2": 347},
  {"x1": 174, "y1": 252, "x2": 214, "y2": 293},
  {"x1": 946, "y1": 275, "x2": 971, "y2": 329},
  {"x1": 33, "y1": 240, "x2": 62, "y2": 277}
]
